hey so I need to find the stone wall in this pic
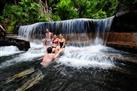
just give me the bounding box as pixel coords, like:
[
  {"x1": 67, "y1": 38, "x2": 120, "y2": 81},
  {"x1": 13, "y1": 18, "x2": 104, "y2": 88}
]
[
  {"x1": 107, "y1": 0, "x2": 137, "y2": 53},
  {"x1": 106, "y1": 32, "x2": 137, "y2": 53}
]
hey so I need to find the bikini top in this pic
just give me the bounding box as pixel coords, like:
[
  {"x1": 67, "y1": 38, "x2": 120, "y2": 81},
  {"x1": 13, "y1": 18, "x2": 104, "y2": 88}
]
[{"x1": 52, "y1": 38, "x2": 59, "y2": 44}]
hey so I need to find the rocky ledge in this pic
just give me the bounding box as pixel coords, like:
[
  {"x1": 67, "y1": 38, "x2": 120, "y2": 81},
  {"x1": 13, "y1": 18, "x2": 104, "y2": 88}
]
[
  {"x1": 106, "y1": 32, "x2": 137, "y2": 53},
  {"x1": 107, "y1": 0, "x2": 137, "y2": 53},
  {"x1": 0, "y1": 34, "x2": 30, "y2": 51}
]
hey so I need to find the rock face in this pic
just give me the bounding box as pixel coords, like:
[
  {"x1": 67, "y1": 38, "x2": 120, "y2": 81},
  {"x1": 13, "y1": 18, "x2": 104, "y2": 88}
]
[
  {"x1": 0, "y1": 35, "x2": 30, "y2": 51},
  {"x1": 116, "y1": 0, "x2": 137, "y2": 13},
  {"x1": 112, "y1": 0, "x2": 137, "y2": 31},
  {"x1": 107, "y1": 32, "x2": 137, "y2": 53},
  {"x1": 107, "y1": 0, "x2": 137, "y2": 53},
  {"x1": 0, "y1": 25, "x2": 30, "y2": 51},
  {"x1": 110, "y1": 0, "x2": 137, "y2": 32}
]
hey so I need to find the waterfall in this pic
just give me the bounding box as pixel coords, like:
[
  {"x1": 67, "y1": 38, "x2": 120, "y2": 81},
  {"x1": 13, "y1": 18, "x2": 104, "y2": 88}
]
[
  {"x1": 0, "y1": 17, "x2": 121, "y2": 69},
  {"x1": 18, "y1": 22, "x2": 46, "y2": 40},
  {"x1": 18, "y1": 17, "x2": 114, "y2": 45},
  {"x1": 94, "y1": 16, "x2": 114, "y2": 45}
]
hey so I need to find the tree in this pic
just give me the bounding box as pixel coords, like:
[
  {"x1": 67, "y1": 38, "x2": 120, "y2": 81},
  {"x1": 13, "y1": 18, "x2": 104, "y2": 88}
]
[
  {"x1": 0, "y1": 0, "x2": 50, "y2": 32},
  {"x1": 49, "y1": 0, "x2": 118, "y2": 20},
  {"x1": 54, "y1": 0, "x2": 78, "y2": 20}
]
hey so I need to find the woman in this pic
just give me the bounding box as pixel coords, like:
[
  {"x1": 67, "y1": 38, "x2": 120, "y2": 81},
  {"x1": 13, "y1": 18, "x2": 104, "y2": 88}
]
[
  {"x1": 42, "y1": 29, "x2": 53, "y2": 48},
  {"x1": 59, "y1": 34, "x2": 66, "y2": 48},
  {"x1": 52, "y1": 34, "x2": 60, "y2": 45},
  {"x1": 52, "y1": 34, "x2": 60, "y2": 53}
]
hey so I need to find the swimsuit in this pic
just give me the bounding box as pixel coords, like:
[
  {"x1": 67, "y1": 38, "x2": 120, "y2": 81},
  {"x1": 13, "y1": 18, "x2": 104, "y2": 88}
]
[
  {"x1": 52, "y1": 38, "x2": 59, "y2": 45},
  {"x1": 60, "y1": 42, "x2": 65, "y2": 48},
  {"x1": 46, "y1": 38, "x2": 52, "y2": 45}
]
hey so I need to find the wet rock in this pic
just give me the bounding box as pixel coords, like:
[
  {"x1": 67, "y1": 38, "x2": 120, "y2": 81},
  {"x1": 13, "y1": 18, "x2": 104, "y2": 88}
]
[
  {"x1": 111, "y1": 0, "x2": 137, "y2": 32},
  {"x1": 6, "y1": 68, "x2": 35, "y2": 83},
  {"x1": 16, "y1": 70, "x2": 44, "y2": 91},
  {"x1": 106, "y1": 32, "x2": 137, "y2": 53},
  {"x1": 0, "y1": 34, "x2": 30, "y2": 51},
  {"x1": 108, "y1": 0, "x2": 137, "y2": 53}
]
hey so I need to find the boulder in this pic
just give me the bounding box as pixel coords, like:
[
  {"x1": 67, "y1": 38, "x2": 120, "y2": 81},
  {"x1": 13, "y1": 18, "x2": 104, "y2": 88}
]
[
  {"x1": 0, "y1": 34, "x2": 30, "y2": 51},
  {"x1": 107, "y1": 0, "x2": 137, "y2": 53}
]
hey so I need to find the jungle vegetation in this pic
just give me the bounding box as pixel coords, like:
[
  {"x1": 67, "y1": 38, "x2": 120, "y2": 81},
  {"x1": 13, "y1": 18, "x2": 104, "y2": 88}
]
[{"x1": 0, "y1": 0, "x2": 119, "y2": 32}]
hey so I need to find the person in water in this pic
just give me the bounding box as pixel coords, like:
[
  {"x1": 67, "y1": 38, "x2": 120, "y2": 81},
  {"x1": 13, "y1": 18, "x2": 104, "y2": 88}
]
[
  {"x1": 51, "y1": 34, "x2": 60, "y2": 53},
  {"x1": 41, "y1": 46, "x2": 63, "y2": 67},
  {"x1": 51, "y1": 34, "x2": 66, "y2": 53},
  {"x1": 52, "y1": 34, "x2": 60, "y2": 46},
  {"x1": 42, "y1": 29, "x2": 53, "y2": 48},
  {"x1": 59, "y1": 34, "x2": 66, "y2": 48},
  {"x1": 45, "y1": 29, "x2": 53, "y2": 39},
  {"x1": 41, "y1": 34, "x2": 66, "y2": 67}
]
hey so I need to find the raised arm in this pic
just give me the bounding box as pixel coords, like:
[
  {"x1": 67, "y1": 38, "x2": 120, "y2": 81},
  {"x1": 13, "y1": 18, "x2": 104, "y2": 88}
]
[
  {"x1": 54, "y1": 48, "x2": 64, "y2": 58},
  {"x1": 62, "y1": 39, "x2": 66, "y2": 48}
]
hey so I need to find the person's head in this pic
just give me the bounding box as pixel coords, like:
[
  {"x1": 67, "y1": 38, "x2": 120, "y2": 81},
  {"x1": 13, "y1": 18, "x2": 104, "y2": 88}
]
[
  {"x1": 46, "y1": 29, "x2": 49, "y2": 33},
  {"x1": 47, "y1": 47, "x2": 52, "y2": 53},
  {"x1": 59, "y1": 34, "x2": 63, "y2": 39}
]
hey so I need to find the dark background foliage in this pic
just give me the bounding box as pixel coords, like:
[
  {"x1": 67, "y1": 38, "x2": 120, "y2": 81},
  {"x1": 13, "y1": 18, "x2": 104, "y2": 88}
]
[{"x1": 0, "y1": 0, "x2": 119, "y2": 32}]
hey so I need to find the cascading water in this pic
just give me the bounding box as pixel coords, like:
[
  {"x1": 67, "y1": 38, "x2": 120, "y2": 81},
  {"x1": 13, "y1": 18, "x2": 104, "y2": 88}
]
[
  {"x1": 18, "y1": 17, "x2": 114, "y2": 45},
  {"x1": 18, "y1": 22, "x2": 46, "y2": 40},
  {"x1": 0, "y1": 44, "x2": 116, "y2": 69},
  {"x1": 0, "y1": 42, "x2": 45, "y2": 68},
  {"x1": 94, "y1": 16, "x2": 114, "y2": 45},
  {"x1": 57, "y1": 45, "x2": 115, "y2": 69},
  {"x1": 0, "y1": 46, "x2": 21, "y2": 56},
  {"x1": 15, "y1": 17, "x2": 116, "y2": 69},
  {"x1": 1, "y1": 43, "x2": 137, "y2": 91}
]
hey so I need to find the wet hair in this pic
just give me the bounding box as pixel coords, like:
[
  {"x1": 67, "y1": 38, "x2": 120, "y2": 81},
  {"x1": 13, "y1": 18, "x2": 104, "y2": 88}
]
[{"x1": 47, "y1": 47, "x2": 52, "y2": 53}]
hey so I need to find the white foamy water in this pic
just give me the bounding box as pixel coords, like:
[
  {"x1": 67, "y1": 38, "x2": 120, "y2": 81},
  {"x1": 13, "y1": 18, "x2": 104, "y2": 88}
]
[
  {"x1": 0, "y1": 42, "x2": 45, "y2": 68},
  {"x1": 0, "y1": 46, "x2": 21, "y2": 56},
  {"x1": 0, "y1": 42, "x2": 115, "y2": 69},
  {"x1": 57, "y1": 45, "x2": 115, "y2": 69}
]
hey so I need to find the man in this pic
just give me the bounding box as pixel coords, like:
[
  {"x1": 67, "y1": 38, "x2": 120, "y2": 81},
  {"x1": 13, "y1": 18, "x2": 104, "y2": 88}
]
[
  {"x1": 43, "y1": 29, "x2": 53, "y2": 47},
  {"x1": 41, "y1": 46, "x2": 63, "y2": 67},
  {"x1": 45, "y1": 29, "x2": 53, "y2": 39}
]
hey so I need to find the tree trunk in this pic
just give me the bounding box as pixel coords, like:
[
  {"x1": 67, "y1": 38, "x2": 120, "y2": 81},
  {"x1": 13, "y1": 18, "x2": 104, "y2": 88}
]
[{"x1": 45, "y1": 0, "x2": 48, "y2": 13}]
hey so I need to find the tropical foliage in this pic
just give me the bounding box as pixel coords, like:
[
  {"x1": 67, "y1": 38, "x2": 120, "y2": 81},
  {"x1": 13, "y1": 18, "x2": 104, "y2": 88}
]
[
  {"x1": 52, "y1": 0, "x2": 118, "y2": 19},
  {"x1": 0, "y1": 0, "x2": 49, "y2": 32},
  {"x1": 0, "y1": 0, "x2": 119, "y2": 32}
]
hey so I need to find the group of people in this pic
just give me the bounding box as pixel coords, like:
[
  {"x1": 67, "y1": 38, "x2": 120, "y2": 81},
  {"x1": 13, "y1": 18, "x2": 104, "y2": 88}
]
[{"x1": 41, "y1": 29, "x2": 66, "y2": 67}]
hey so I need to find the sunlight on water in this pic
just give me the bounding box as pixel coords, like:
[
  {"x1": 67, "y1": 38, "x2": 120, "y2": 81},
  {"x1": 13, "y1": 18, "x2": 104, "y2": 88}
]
[
  {"x1": 0, "y1": 46, "x2": 21, "y2": 56},
  {"x1": 57, "y1": 45, "x2": 115, "y2": 69}
]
